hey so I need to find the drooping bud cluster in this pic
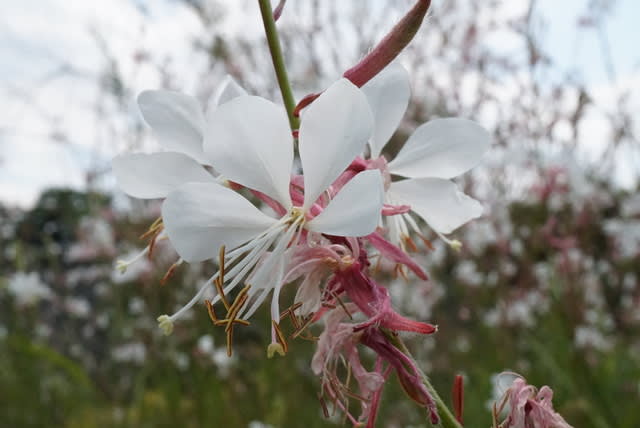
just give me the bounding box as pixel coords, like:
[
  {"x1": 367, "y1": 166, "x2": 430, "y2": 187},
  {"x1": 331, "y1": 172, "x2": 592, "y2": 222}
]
[{"x1": 492, "y1": 373, "x2": 574, "y2": 428}]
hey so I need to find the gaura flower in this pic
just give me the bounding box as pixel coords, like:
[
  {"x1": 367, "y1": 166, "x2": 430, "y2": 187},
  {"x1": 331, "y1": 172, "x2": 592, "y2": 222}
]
[
  {"x1": 361, "y1": 62, "x2": 491, "y2": 249},
  {"x1": 156, "y1": 79, "x2": 385, "y2": 344},
  {"x1": 113, "y1": 75, "x2": 246, "y2": 199},
  {"x1": 111, "y1": 76, "x2": 246, "y2": 272}
]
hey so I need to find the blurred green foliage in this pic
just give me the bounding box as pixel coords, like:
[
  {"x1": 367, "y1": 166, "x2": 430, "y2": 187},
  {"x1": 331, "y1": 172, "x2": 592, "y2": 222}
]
[{"x1": 1, "y1": 182, "x2": 639, "y2": 428}]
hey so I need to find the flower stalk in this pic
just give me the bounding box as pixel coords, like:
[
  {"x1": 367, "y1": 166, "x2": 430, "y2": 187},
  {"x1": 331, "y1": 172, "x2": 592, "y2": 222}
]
[
  {"x1": 258, "y1": 0, "x2": 300, "y2": 131},
  {"x1": 383, "y1": 329, "x2": 463, "y2": 428}
]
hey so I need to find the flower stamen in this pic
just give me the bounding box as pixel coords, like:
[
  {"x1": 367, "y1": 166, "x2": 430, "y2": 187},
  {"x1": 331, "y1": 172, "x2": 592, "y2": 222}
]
[
  {"x1": 268, "y1": 320, "x2": 287, "y2": 358},
  {"x1": 160, "y1": 258, "x2": 183, "y2": 285},
  {"x1": 139, "y1": 217, "x2": 163, "y2": 240}
]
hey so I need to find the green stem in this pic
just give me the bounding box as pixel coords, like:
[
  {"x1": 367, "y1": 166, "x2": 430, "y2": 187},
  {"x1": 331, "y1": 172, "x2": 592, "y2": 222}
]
[
  {"x1": 257, "y1": 0, "x2": 299, "y2": 131},
  {"x1": 384, "y1": 330, "x2": 463, "y2": 428}
]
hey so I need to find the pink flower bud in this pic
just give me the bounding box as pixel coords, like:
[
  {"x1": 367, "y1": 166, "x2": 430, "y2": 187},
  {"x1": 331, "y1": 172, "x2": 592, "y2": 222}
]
[{"x1": 343, "y1": 0, "x2": 432, "y2": 87}]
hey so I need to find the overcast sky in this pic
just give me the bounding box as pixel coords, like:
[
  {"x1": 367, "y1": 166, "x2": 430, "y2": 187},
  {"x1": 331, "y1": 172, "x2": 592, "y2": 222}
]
[{"x1": 1, "y1": 0, "x2": 638, "y2": 207}]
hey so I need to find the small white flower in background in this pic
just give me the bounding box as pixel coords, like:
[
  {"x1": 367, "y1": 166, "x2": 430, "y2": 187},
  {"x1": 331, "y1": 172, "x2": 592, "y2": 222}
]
[
  {"x1": 621, "y1": 192, "x2": 640, "y2": 217},
  {"x1": 112, "y1": 342, "x2": 147, "y2": 364},
  {"x1": 196, "y1": 335, "x2": 236, "y2": 376},
  {"x1": 197, "y1": 334, "x2": 215, "y2": 354},
  {"x1": 248, "y1": 421, "x2": 275, "y2": 428},
  {"x1": 574, "y1": 325, "x2": 613, "y2": 351},
  {"x1": 67, "y1": 217, "x2": 116, "y2": 262},
  {"x1": 65, "y1": 297, "x2": 91, "y2": 318},
  {"x1": 362, "y1": 63, "x2": 491, "y2": 249},
  {"x1": 173, "y1": 352, "x2": 190, "y2": 371},
  {"x1": 128, "y1": 297, "x2": 145, "y2": 315},
  {"x1": 212, "y1": 348, "x2": 235, "y2": 377},
  {"x1": 6, "y1": 272, "x2": 52, "y2": 305}
]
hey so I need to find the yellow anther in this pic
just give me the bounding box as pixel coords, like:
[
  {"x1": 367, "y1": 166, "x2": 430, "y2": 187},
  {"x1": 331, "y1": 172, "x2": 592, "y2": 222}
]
[
  {"x1": 450, "y1": 239, "x2": 463, "y2": 252},
  {"x1": 157, "y1": 315, "x2": 173, "y2": 335},
  {"x1": 267, "y1": 343, "x2": 285, "y2": 358},
  {"x1": 115, "y1": 260, "x2": 129, "y2": 273}
]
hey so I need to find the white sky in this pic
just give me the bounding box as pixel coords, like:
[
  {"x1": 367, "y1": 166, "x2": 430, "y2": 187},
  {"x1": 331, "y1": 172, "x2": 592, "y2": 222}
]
[{"x1": 0, "y1": 0, "x2": 638, "y2": 207}]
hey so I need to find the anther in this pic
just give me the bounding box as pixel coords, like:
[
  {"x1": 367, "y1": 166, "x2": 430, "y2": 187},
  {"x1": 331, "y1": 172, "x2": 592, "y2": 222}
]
[
  {"x1": 291, "y1": 314, "x2": 315, "y2": 340},
  {"x1": 271, "y1": 320, "x2": 288, "y2": 355},
  {"x1": 214, "y1": 277, "x2": 230, "y2": 311},
  {"x1": 330, "y1": 291, "x2": 353, "y2": 320},
  {"x1": 157, "y1": 315, "x2": 173, "y2": 335},
  {"x1": 161, "y1": 259, "x2": 183, "y2": 285},
  {"x1": 224, "y1": 285, "x2": 250, "y2": 333}
]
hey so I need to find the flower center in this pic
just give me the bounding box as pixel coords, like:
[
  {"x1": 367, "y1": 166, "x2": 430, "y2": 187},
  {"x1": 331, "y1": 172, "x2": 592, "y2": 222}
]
[{"x1": 288, "y1": 206, "x2": 307, "y2": 225}]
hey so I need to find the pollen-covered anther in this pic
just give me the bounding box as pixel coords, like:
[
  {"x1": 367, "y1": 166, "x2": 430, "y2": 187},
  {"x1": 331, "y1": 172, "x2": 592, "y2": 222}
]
[
  {"x1": 157, "y1": 315, "x2": 173, "y2": 335},
  {"x1": 290, "y1": 314, "x2": 317, "y2": 341},
  {"x1": 394, "y1": 264, "x2": 409, "y2": 281},
  {"x1": 338, "y1": 254, "x2": 355, "y2": 270},
  {"x1": 279, "y1": 303, "x2": 317, "y2": 341},
  {"x1": 323, "y1": 254, "x2": 355, "y2": 272},
  {"x1": 268, "y1": 320, "x2": 288, "y2": 358},
  {"x1": 139, "y1": 217, "x2": 164, "y2": 240},
  {"x1": 204, "y1": 299, "x2": 250, "y2": 327},
  {"x1": 450, "y1": 239, "x2": 462, "y2": 252},
  {"x1": 329, "y1": 290, "x2": 354, "y2": 320},
  {"x1": 401, "y1": 234, "x2": 419, "y2": 252},
  {"x1": 115, "y1": 260, "x2": 129, "y2": 274},
  {"x1": 224, "y1": 285, "x2": 251, "y2": 333},
  {"x1": 267, "y1": 343, "x2": 285, "y2": 358},
  {"x1": 160, "y1": 259, "x2": 183, "y2": 285},
  {"x1": 205, "y1": 281, "x2": 252, "y2": 357},
  {"x1": 221, "y1": 284, "x2": 251, "y2": 356}
]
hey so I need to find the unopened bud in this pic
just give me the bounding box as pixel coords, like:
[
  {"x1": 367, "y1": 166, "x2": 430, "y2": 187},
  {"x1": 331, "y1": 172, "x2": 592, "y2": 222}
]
[{"x1": 343, "y1": 0, "x2": 432, "y2": 87}]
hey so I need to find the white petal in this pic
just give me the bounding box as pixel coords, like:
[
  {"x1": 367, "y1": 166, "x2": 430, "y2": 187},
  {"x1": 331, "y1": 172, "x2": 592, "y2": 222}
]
[
  {"x1": 307, "y1": 170, "x2": 383, "y2": 237},
  {"x1": 361, "y1": 62, "x2": 411, "y2": 158},
  {"x1": 389, "y1": 178, "x2": 483, "y2": 234},
  {"x1": 388, "y1": 118, "x2": 491, "y2": 179},
  {"x1": 162, "y1": 182, "x2": 278, "y2": 262},
  {"x1": 205, "y1": 96, "x2": 293, "y2": 208},
  {"x1": 212, "y1": 75, "x2": 248, "y2": 106},
  {"x1": 137, "y1": 90, "x2": 208, "y2": 163},
  {"x1": 299, "y1": 79, "x2": 373, "y2": 210},
  {"x1": 112, "y1": 152, "x2": 215, "y2": 199}
]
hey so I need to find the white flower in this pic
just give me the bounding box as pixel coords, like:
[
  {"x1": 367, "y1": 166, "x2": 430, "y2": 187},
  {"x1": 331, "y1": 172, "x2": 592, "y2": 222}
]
[
  {"x1": 112, "y1": 76, "x2": 246, "y2": 272},
  {"x1": 65, "y1": 297, "x2": 91, "y2": 318},
  {"x1": 362, "y1": 63, "x2": 491, "y2": 248},
  {"x1": 113, "y1": 76, "x2": 246, "y2": 199},
  {"x1": 157, "y1": 78, "x2": 384, "y2": 336},
  {"x1": 6, "y1": 272, "x2": 52, "y2": 305},
  {"x1": 112, "y1": 342, "x2": 147, "y2": 364}
]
